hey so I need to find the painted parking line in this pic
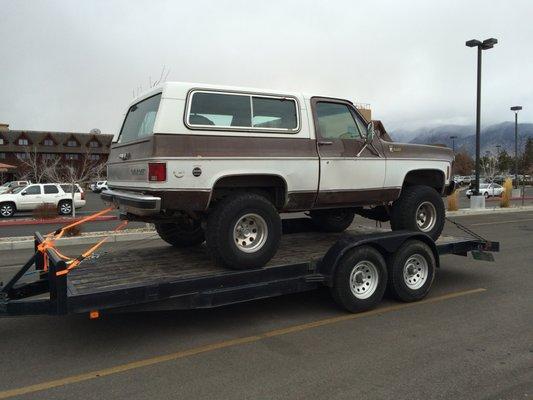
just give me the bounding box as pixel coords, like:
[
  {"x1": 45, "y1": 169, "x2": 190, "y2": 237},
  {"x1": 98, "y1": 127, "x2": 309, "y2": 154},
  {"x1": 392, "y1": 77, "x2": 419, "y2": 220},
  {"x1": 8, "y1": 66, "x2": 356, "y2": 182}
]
[
  {"x1": 0, "y1": 288, "x2": 486, "y2": 399},
  {"x1": 470, "y1": 217, "x2": 533, "y2": 226}
]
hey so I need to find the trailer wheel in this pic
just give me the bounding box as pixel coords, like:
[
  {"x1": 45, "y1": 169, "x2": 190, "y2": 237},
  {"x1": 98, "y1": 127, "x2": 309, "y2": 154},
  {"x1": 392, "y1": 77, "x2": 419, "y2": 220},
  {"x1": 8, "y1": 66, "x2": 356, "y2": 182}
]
[
  {"x1": 387, "y1": 240, "x2": 436, "y2": 302},
  {"x1": 310, "y1": 209, "x2": 355, "y2": 232},
  {"x1": 206, "y1": 193, "x2": 281, "y2": 269},
  {"x1": 331, "y1": 246, "x2": 387, "y2": 313},
  {"x1": 155, "y1": 218, "x2": 205, "y2": 247},
  {"x1": 391, "y1": 185, "x2": 445, "y2": 240}
]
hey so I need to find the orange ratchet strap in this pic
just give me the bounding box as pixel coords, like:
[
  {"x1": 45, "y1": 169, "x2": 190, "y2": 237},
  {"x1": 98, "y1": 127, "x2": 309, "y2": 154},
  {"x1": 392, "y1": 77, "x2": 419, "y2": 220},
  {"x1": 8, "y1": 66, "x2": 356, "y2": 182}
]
[{"x1": 36, "y1": 207, "x2": 128, "y2": 276}]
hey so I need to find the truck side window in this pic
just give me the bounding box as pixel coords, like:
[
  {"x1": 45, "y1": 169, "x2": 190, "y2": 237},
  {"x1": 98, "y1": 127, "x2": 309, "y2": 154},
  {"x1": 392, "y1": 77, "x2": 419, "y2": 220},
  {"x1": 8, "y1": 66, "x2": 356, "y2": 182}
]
[
  {"x1": 316, "y1": 102, "x2": 362, "y2": 140},
  {"x1": 187, "y1": 91, "x2": 299, "y2": 132},
  {"x1": 189, "y1": 92, "x2": 251, "y2": 128},
  {"x1": 44, "y1": 185, "x2": 59, "y2": 194}
]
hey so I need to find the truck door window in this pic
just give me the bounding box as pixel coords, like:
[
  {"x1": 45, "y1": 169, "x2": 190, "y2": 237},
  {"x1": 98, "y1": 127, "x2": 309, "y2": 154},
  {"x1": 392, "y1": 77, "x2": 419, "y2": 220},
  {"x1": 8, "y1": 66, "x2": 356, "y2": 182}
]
[
  {"x1": 316, "y1": 102, "x2": 363, "y2": 140},
  {"x1": 23, "y1": 185, "x2": 41, "y2": 195}
]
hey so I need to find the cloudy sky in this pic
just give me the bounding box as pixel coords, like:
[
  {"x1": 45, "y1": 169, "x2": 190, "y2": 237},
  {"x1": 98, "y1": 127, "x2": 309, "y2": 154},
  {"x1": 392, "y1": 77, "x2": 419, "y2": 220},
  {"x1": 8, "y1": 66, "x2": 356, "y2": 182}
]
[{"x1": 1, "y1": 0, "x2": 532, "y2": 135}]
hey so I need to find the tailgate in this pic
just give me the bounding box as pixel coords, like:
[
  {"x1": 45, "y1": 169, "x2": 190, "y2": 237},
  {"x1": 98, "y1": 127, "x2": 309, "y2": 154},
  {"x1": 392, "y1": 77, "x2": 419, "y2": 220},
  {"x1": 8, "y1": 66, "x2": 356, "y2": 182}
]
[{"x1": 107, "y1": 138, "x2": 154, "y2": 186}]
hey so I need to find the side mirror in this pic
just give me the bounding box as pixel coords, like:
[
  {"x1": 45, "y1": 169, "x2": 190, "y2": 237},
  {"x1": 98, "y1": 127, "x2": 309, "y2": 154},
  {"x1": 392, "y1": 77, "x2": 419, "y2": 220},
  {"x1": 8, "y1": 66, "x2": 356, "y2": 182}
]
[
  {"x1": 366, "y1": 121, "x2": 376, "y2": 143},
  {"x1": 21, "y1": 192, "x2": 27, "y2": 196}
]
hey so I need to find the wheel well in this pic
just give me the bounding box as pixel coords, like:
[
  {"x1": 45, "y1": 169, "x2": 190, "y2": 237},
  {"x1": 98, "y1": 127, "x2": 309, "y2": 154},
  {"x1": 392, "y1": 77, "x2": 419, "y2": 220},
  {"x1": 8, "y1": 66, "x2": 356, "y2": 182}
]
[
  {"x1": 0, "y1": 201, "x2": 16, "y2": 210},
  {"x1": 402, "y1": 169, "x2": 445, "y2": 194},
  {"x1": 210, "y1": 175, "x2": 287, "y2": 209}
]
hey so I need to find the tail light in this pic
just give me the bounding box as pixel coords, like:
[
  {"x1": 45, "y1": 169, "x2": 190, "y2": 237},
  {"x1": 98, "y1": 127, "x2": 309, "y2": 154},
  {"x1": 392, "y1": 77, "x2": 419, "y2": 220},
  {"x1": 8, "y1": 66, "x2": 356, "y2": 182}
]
[
  {"x1": 148, "y1": 163, "x2": 166, "y2": 182},
  {"x1": 81, "y1": 191, "x2": 85, "y2": 200}
]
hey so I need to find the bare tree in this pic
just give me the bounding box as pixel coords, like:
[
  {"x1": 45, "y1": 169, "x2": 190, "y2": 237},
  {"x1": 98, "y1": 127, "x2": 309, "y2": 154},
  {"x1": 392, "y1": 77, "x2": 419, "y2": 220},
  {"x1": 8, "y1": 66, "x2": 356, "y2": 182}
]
[
  {"x1": 44, "y1": 148, "x2": 106, "y2": 218},
  {"x1": 16, "y1": 147, "x2": 62, "y2": 183}
]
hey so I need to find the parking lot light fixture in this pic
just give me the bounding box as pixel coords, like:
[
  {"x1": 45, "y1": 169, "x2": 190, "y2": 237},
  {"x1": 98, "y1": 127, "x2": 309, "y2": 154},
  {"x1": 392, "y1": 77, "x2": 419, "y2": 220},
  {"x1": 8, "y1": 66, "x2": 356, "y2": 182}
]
[
  {"x1": 465, "y1": 37, "x2": 498, "y2": 197},
  {"x1": 510, "y1": 106, "x2": 522, "y2": 188},
  {"x1": 450, "y1": 135, "x2": 458, "y2": 153}
]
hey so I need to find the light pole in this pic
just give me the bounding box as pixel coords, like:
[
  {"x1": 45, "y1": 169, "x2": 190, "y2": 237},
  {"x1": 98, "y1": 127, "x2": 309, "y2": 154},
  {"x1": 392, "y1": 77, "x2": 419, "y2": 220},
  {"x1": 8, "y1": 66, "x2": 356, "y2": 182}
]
[
  {"x1": 510, "y1": 105, "x2": 522, "y2": 188},
  {"x1": 466, "y1": 38, "x2": 498, "y2": 196},
  {"x1": 450, "y1": 135, "x2": 457, "y2": 153}
]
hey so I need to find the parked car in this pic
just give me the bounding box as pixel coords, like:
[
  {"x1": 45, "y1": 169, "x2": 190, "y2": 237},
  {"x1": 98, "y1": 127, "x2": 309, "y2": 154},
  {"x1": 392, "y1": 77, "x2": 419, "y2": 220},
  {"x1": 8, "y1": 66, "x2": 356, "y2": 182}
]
[
  {"x1": 466, "y1": 183, "x2": 505, "y2": 198},
  {"x1": 90, "y1": 181, "x2": 108, "y2": 193},
  {"x1": 0, "y1": 183, "x2": 86, "y2": 218},
  {"x1": 0, "y1": 181, "x2": 31, "y2": 194},
  {"x1": 103, "y1": 82, "x2": 455, "y2": 269}
]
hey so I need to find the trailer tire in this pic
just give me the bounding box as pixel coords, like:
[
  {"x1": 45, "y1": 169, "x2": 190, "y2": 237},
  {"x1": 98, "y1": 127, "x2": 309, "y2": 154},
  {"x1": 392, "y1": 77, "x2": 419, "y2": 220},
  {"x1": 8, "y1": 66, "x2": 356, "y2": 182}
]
[
  {"x1": 206, "y1": 192, "x2": 281, "y2": 269},
  {"x1": 331, "y1": 245, "x2": 387, "y2": 313},
  {"x1": 155, "y1": 219, "x2": 205, "y2": 247},
  {"x1": 310, "y1": 209, "x2": 355, "y2": 232},
  {"x1": 387, "y1": 240, "x2": 435, "y2": 302},
  {"x1": 391, "y1": 185, "x2": 445, "y2": 240}
]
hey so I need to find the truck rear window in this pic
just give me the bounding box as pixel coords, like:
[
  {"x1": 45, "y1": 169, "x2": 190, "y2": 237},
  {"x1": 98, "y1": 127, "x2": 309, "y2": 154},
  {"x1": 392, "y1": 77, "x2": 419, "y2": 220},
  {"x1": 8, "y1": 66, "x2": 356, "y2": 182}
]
[{"x1": 119, "y1": 94, "x2": 161, "y2": 143}]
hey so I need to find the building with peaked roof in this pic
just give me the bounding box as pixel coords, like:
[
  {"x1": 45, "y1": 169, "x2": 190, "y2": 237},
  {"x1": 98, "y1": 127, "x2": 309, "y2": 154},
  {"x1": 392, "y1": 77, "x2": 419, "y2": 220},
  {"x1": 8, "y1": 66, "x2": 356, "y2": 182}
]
[{"x1": 0, "y1": 123, "x2": 113, "y2": 183}]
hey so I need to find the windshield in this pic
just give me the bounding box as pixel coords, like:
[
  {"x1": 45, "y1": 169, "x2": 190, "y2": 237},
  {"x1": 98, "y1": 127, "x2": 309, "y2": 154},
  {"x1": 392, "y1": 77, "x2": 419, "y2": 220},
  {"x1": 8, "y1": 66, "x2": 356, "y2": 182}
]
[
  {"x1": 118, "y1": 94, "x2": 161, "y2": 143},
  {"x1": 11, "y1": 186, "x2": 25, "y2": 194},
  {"x1": 0, "y1": 182, "x2": 10, "y2": 187}
]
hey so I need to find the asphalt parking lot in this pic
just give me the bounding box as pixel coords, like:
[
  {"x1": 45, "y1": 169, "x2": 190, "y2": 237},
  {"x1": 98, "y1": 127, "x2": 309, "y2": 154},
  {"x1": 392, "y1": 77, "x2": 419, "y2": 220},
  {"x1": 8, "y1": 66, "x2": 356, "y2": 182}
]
[{"x1": 0, "y1": 212, "x2": 531, "y2": 400}]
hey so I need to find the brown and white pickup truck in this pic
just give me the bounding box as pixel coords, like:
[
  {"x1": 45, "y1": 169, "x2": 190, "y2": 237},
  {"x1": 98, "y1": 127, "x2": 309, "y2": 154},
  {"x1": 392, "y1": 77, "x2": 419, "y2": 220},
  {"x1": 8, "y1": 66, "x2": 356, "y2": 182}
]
[{"x1": 103, "y1": 82, "x2": 455, "y2": 269}]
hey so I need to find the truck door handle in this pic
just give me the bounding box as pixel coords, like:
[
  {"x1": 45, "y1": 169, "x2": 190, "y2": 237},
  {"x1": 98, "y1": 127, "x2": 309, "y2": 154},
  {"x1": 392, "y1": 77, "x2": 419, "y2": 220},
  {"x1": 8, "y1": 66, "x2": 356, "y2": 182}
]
[{"x1": 318, "y1": 140, "x2": 333, "y2": 146}]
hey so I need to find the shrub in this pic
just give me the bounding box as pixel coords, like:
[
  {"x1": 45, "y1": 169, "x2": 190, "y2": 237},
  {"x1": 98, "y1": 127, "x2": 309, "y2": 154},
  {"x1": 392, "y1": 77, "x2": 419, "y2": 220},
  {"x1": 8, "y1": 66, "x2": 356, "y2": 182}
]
[
  {"x1": 447, "y1": 190, "x2": 459, "y2": 211},
  {"x1": 33, "y1": 203, "x2": 58, "y2": 220},
  {"x1": 63, "y1": 225, "x2": 83, "y2": 237},
  {"x1": 500, "y1": 178, "x2": 513, "y2": 208}
]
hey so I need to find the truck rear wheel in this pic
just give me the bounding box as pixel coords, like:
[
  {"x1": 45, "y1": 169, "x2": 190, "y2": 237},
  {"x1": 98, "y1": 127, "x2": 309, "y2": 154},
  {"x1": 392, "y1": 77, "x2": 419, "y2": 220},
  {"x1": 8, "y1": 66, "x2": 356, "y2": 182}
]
[
  {"x1": 387, "y1": 240, "x2": 436, "y2": 302},
  {"x1": 206, "y1": 193, "x2": 282, "y2": 269},
  {"x1": 331, "y1": 245, "x2": 387, "y2": 313},
  {"x1": 155, "y1": 218, "x2": 205, "y2": 247},
  {"x1": 310, "y1": 209, "x2": 355, "y2": 232},
  {"x1": 391, "y1": 185, "x2": 445, "y2": 240}
]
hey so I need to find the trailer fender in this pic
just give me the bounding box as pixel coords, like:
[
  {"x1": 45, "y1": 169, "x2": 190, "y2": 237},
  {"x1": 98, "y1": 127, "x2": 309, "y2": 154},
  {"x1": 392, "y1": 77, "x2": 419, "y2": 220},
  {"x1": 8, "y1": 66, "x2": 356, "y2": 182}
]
[{"x1": 318, "y1": 231, "x2": 439, "y2": 286}]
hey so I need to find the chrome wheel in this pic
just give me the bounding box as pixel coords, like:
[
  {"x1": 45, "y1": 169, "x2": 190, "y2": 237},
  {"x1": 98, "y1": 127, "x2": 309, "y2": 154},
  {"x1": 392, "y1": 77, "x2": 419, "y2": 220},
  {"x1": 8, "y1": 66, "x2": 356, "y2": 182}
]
[
  {"x1": 415, "y1": 201, "x2": 436, "y2": 232},
  {"x1": 233, "y1": 213, "x2": 268, "y2": 253},
  {"x1": 59, "y1": 202, "x2": 72, "y2": 215},
  {"x1": 403, "y1": 253, "x2": 428, "y2": 289},
  {"x1": 349, "y1": 260, "x2": 379, "y2": 299},
  {"x1": 0, "y1": 204, "x2": 14, "y2": 217}
]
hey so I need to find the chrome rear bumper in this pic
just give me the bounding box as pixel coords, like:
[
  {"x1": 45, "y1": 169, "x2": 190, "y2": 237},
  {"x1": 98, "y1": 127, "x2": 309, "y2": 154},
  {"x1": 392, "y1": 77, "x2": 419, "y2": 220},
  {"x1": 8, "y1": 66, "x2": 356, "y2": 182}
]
[{"x1": 101, "y1": 189, "x2": 161, "y2": 215}]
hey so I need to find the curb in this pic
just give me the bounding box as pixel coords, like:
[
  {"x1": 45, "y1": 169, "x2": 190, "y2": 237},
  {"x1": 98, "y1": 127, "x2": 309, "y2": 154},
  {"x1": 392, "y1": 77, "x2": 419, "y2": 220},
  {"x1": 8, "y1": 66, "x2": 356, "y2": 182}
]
[
  {"x1": 0, "y1": 229, "x2": 158, "y2": 251},
  {"x1": 446, "y1": 205, "x2": 533, "y2": 217},
  {"x1": 0, "y1": 215, "x2": 117, "y2": 227}
]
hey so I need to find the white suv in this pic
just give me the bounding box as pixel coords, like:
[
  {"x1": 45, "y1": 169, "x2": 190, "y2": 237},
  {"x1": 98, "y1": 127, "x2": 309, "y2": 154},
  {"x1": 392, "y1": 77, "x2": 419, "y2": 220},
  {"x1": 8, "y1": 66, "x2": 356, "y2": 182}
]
[{"x1": 0, "y1": 183, "x2": 86, "y2": 218}]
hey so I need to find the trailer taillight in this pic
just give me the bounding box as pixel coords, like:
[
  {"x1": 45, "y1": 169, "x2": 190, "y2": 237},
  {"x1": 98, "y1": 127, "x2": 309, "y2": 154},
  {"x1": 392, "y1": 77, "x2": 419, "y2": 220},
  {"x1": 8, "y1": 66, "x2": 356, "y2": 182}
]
[{"x1": 148, "y1": 163, "x2": 166, "y2": 182}]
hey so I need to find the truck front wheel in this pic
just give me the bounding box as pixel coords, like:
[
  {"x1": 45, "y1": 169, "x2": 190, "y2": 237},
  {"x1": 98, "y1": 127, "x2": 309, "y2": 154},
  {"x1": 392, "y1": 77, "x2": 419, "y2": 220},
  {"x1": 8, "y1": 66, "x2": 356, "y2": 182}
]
[
  {"x1": 206, "y1": 193, "x2": 282, "y2": 269},
  {"x1": 391, "y1": 185, "x2": 445, "y2": 240},
  {"x1": 155, "y1": 218, "x2": 205, "y2": 247}
]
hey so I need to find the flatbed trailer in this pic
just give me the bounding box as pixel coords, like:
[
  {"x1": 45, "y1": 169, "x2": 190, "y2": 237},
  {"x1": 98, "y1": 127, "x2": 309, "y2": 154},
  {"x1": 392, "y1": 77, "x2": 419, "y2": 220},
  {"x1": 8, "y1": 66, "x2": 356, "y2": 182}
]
[{"x1": 0, "y1": 219, "x2": 499, "y2": 317}]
